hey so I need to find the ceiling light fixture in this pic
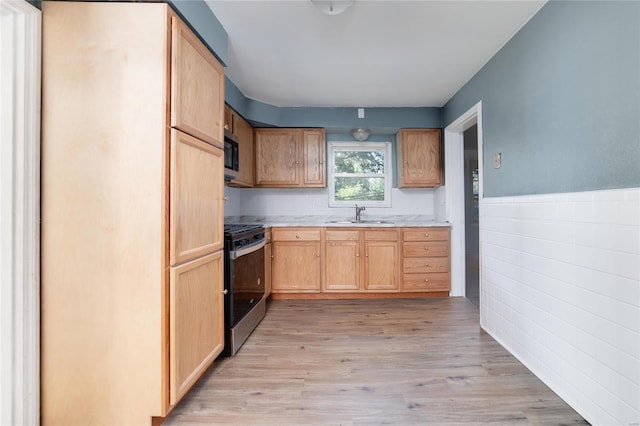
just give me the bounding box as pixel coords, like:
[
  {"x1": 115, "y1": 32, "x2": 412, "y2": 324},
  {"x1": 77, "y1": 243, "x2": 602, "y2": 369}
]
[
  {"x1": 310, "y1": 0, "x2": 354, "y2": 16},
  {"x1": 351, "y1": 128, "x2": 370, "y2": 142}
]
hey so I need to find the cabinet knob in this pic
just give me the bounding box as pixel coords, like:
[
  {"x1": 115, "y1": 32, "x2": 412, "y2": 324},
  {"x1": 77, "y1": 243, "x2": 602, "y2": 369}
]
[
  {"x1": 425, "y1": 263, "x2": 430, "y2": 267},
  {"x1": 222, "y1": 289, "x2": 228, "y2": 295},
  {"x1": 316, "y1": 253, "x2": 320, "y2": 257},
  {"x1": 424, "y1": 247, "x2": 429, "y2": 251},
  {"x1": 296, "y1": 235, "x2": 300, "y2": 239},
  {"x1": 424, "y1": 233, "x2": 429, "y2": 237},
  {"x1": 424, "y1": 279, "x2": 430, "y2": 283}
]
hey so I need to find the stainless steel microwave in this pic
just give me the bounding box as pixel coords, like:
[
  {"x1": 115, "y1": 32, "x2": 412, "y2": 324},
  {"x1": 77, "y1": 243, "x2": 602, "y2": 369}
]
[{"x1": 224, "y1": 130, "x2": 239, "y2": 180}]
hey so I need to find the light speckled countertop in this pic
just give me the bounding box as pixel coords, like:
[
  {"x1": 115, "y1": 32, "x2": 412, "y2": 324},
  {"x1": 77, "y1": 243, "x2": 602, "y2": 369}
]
[{"x1": 224, "y1": 215, "x2": 450, "y2": 228}]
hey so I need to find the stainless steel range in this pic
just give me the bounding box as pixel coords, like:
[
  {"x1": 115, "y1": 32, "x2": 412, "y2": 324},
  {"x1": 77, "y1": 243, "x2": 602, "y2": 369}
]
[{"x1": 223, "y1": 223, "x2": 266, "y2": 355}]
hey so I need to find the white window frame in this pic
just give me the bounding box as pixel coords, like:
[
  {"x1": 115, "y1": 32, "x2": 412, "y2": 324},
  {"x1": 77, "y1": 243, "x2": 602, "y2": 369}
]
[{"x1": 328, "y1": 141, "x2": 392, "y2": 207}]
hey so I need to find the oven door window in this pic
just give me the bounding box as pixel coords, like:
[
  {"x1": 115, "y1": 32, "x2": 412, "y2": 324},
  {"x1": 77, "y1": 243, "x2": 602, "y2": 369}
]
[{"x1": 230, "y1": 247, "x2": 264, "y2": 326}]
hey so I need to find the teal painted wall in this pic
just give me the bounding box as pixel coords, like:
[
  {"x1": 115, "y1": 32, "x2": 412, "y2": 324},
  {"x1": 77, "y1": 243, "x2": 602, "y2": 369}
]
[
  {"x1": 225, "y1": 78, "x2": 441, "y2": 134},
  {"x1": 443, "y1": 0, "x2": 640, "y2": 197}
]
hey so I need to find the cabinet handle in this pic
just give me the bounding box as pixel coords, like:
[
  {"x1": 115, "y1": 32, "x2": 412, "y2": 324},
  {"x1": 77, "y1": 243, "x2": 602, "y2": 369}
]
[
  {"x1": 296, "y1": 234, "x2": 300, "y2": 239},
  {"x1": 424, "y1": 278, "x2": 430, "y2": 283},
  {"x1": 316, "y1": 253, "x2": 320, "y2": 257},
  {"x1": 424, "y1": 247, "x2": 429, "y2": 251},
  {"x1": 424, "y1": 263, "x2": 430, "y2": 267},
  {"x1": 424, "y1": 233, "x2": 429, "y2": 237},
  {"x1": 222, "y1": 289, "x2": 228, "y2": 295}
]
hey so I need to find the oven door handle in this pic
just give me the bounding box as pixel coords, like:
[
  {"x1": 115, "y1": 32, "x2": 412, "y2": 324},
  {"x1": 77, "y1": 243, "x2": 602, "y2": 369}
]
[{"x1": 229, "y1": 239, "x2": 266, "y2": 260}]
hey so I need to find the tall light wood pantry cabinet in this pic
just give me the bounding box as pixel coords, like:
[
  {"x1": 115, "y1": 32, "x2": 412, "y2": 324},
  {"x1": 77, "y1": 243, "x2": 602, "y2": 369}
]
[{"x1": 41, "y1": 2, "x2": 225, "y2": 425}]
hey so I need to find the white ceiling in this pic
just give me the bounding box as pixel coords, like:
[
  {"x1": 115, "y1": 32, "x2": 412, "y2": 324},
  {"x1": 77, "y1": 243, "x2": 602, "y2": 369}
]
[{"x1": 205, "y1": 0, "x2": 547, "y2": 108}]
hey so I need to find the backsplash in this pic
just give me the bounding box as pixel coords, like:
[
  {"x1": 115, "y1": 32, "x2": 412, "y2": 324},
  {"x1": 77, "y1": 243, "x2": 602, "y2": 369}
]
[{"x1": 224, "y1": 186, "x2": 445, "y2": 220}]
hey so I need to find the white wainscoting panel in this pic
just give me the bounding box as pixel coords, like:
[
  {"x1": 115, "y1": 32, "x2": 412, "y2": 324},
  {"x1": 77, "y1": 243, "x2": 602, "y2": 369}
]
[{"x1": 480, "y1": 188, "x2": 640, "y2": 425}]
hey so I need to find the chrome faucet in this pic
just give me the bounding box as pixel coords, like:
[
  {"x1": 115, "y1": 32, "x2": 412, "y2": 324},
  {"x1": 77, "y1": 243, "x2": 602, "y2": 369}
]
[{"x1": 355, "y1": 204, "x2": 366, "y2": 222}]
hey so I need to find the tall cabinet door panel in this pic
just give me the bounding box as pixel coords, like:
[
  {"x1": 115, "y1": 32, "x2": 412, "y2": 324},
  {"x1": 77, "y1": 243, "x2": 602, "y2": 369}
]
[
  {"x1": 170, "y1": 129, "x2": 224, "y2": 265},
  {"x1": 169, "y1": 251, "x2": 224, "y2": 405},
  {"x1": 171, "y1": 17, "x2": 224, "y2": 147},
  {"x1": 232, "y1": 113, "x2": 254, "y2": 187},
  {"x1": 254, "y1": 130, "x2": 300, "y2": 186}
]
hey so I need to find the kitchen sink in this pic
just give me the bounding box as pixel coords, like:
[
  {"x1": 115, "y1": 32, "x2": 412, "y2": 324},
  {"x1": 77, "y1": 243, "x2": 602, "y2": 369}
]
[{"x1": 326, "y1": 220, "x2": 392, "y2": 224}]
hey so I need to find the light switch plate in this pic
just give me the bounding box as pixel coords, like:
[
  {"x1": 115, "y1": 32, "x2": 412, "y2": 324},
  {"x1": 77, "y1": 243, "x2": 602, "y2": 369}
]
[
  {"x1": 358, "y1": 108, "x2": 365, "y2": 118},
  {"x1": 493, "y1": 153, "x2": 501, "y2": 169}
]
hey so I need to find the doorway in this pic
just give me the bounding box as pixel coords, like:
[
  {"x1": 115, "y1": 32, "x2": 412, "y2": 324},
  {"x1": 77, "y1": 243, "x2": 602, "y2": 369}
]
[
  {"x1": 463, "y1": 125, "x2": 479, "y2": 306},
  {"x1": 444, "y1": 102, "x2": 483, "y2": 311}
]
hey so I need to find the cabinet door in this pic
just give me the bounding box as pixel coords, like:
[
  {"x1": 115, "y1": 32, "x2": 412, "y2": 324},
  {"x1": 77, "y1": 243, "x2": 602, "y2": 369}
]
[
  {"x1": 255, "y1": 129, "x2": 300, "y2": 186},
  {"x1": 170, "y1": 129, "x2": 224, "y2": 265},
  {"x1": 302, "y1": 129, "x2": 325, "y2": 187},
  {"x1": 272, "y1": 242, "x2": 320, "y2": 292},
  {"x1": 231, "y1": 113, "x2": 254, "y2": 187},
  {"x1": 169, "y1": 251, "x2": 224, "y2": 405},
  {"x1": 364, "y1": 241, "x2": 399, "y2": 291},
  {"x1": 397, "y1": 129, "x2": 442, "y2": 187},
  {"x1": 325, "y1": 240, "x2": 360, "y2": 291},
  {"x1": 171, "y1": 17, "x2": 224, "y2": 147}
]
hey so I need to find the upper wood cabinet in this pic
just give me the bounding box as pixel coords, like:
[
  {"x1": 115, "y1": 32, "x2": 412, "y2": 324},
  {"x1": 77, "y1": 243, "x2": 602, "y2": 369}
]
[
  {"x1": 397, "y1": 129, "x2": 442, "y2": 187},
  {"x1": 254, "y1": 128, "x2": 326, "y2": 188},
  {"x1": 230, "y1": 112, "x2": 254, "y2": 187},
  {"x1": 171, "y1": 16, "x2": 225, "y2": 147},
  {"x1": 41, "y1": 3, "x2": 225, "y2": 424},
  {"x1": 170, "y1": 129, "x2": 224, "y2": 265}
]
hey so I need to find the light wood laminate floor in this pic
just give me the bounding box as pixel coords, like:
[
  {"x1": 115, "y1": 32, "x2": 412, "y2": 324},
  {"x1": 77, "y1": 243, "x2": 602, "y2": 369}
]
[{"x1": 164, "y1": 298, "x2": 588, "y2": 425}]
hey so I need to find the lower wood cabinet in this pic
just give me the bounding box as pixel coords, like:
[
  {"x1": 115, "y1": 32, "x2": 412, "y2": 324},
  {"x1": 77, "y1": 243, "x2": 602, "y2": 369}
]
[
  {"x1": 272, "y1": 228, "x2": 322, "y2": 292},
  {"x1": 401, "y1": 228, "x2": 451, "y2": 292},
  {"x1": 270, "y1": 226, "x2": 448, "y2": 297},
  {"x1": 323, "y1": 229, "x2": 400, "y2": 292},
  {"x1": 363, "y1": 231, "x2": 400, "y2": 291}
]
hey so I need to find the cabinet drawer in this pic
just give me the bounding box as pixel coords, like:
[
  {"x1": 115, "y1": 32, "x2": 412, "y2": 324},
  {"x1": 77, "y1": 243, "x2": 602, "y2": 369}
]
[
  {"x1": 272, "y1": 228, "x2": 321, "y2": 241},
  {"x1": 403, "y1": 257, "x2": 449, "y2": 273},
  {"x1": 403, "y1": 241, "x2": 449, "y2": 257},
  {"x1": 403, "y1": 228, "x2": 449, "y2": 242},
  {"x1": 364, "y1": 230, "x2": 398, "y2": 241},
  {"x1": 326, "y1": 230, "x2": 359, "y2": 241},
  {"x1": 402, "y1": 273, "x2": 450, "y2": 291}
]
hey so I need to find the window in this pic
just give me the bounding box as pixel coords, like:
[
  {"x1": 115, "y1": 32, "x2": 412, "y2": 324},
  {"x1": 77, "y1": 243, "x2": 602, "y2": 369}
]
[{"x1": 328, "y1": 142, "x2": 392, "y2": 207}]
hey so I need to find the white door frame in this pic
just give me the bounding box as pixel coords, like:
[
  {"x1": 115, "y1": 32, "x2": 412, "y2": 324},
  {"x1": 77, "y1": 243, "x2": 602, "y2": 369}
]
[
  {"x1": 444, "y1": 102, "x2": 483, "y2": 302},
  {"x1": 0, "y1": 1, "x2": 41, "y2": 424}
]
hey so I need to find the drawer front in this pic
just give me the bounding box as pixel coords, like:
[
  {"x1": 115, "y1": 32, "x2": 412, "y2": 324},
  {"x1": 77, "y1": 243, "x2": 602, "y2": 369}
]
[
  {"x1": 364, "y1": 230, "x2": 398, "y2": 241},
  {"x1": 403, "y1": 241, "x2": 449, "y2": 257},
  {"x1": 402, "y1": 273, "x2": 450, "y2": 291},
  {"x1": 403, "y1": 257, "x2": 449, "y2": 273},
  {"x1": 325, "y1": 230, "x2": 359, "y2": 241},
  {"x1": 272, "y1": 228, "x2": 321, "y2": 241},
  {"x1": 403, "y1": 228, "x2": 449, "y2": 242}
]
